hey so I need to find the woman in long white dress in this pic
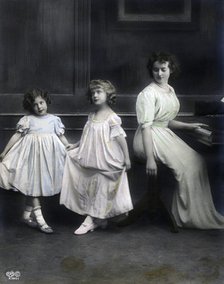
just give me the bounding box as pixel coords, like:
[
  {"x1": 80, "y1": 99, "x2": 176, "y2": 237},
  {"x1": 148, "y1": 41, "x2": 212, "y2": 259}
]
[{"x1": 133, "y1": 52, "x2": 224, "y2": 229}]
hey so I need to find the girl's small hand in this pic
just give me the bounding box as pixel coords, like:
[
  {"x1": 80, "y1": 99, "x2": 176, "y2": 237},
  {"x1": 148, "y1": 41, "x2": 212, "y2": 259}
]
[
  {"x1": 146, "y1": 158, "x2": 157, "y2": 176},
  {"x1": 66, "y1": 143, "x2": 79, "y2": 151},
  {"x1": 187, "y1": 123, "x2": 209, "y2": 131},
  {"x1": 124, "y1": 158, "x2": 131, "y2": 171}
]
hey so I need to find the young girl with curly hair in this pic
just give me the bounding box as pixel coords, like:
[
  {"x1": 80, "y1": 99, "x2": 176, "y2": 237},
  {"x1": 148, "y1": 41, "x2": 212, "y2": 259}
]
[
  {"x1": 60, "y1": 80, "x2": 133, "y2": 235},
  {"x1": 0, "y1": 89, "x2": 71, "y2": 233}
]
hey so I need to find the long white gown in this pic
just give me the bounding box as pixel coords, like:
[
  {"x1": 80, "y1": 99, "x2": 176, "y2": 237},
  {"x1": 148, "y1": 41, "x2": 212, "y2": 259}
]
[
  {"x1": 0, "y1": 114, "x2": 66, "y2": 196},
  {"x1": 60, "y1": 112, "x2": 133, "y2": 219},
  {"x1": 133, "y1": 82, "x2": 224, "y2": 229}
]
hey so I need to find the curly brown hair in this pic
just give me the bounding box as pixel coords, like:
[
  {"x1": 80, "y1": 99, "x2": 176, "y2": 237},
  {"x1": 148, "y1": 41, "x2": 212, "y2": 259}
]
[
  {"x1": 23, "y1": 89, "x2": 51, "y2": 113},
  {"x1": 87, "y1": 80, "x2": 116, "y2": 106},
  {"x1": 147, "y1": 51, "x2": 180, "y2": 78}
]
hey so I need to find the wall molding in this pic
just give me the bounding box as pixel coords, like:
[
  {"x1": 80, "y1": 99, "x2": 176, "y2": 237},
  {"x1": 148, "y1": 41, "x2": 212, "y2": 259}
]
[
  {"x1": 0, "y1": 111, "x2": 202, "y2": 132},
  {"x1": 118, "y1": 0, "x2": 192, "y2": 23},
  {"x1": 0, "y1": 92, "x2": 222, "y2": 116}
]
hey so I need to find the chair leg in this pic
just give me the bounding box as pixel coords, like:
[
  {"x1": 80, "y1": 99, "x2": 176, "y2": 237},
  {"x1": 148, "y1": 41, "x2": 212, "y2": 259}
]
[
  {"x1": 148, "y1": 176, "x2": 179, "y2": 233},
  {"x1": 117, "y1": 191, "x2": 150, "y2": 226},
  {"x1": 118, "y1": 170, "x2": 179, "y2": 233},
  {"x1": 158, "y1": 199, "x2": 179, "y2": 233}
]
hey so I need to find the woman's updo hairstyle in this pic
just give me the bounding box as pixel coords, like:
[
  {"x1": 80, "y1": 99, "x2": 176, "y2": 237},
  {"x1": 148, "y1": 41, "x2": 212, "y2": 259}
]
[
  {"x1": 87, "y1": 79, "x2": 116, "y2": 106},
  {"x1": 147, "y1": 51, "x2": 180, "y2": 78},
  {"x1": 23, "y1": 89, "x2": 51, "y2": 113}
]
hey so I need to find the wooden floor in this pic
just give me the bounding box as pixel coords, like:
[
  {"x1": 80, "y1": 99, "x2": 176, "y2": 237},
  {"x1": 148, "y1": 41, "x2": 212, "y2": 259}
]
[
  {"x1": 0, "y1": 189, "x2": 224, "y2": 284},
  {"x1": 0, "y1": 127, "x2": 224, "y2": 283}
]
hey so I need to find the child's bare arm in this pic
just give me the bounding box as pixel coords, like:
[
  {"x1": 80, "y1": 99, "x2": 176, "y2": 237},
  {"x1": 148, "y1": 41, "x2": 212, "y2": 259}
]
[
  {"x1": 58, "y1": 134, "x2": 70, "y2": 146},
  {"x1": 114, "y1": 135, "x2": 131, "y2": 170},
  {"x1": 66, "y1": 141, "x2": 80, "y2": 151},
  {"x1": 0, "y1": 132, "x2": 22, "y2": 161},
  {"x1": 58, "y1": 135, "x2": 80, "y2": 150}
]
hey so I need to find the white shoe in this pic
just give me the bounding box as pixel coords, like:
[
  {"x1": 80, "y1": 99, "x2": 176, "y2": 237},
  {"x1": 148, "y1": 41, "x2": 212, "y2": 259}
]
[
  {"x1": 22, "y1": 217, "x2": 38, "y2": 228},
  {"x1": 74, "y1": 222, "x2": 98, "y2": 235}
]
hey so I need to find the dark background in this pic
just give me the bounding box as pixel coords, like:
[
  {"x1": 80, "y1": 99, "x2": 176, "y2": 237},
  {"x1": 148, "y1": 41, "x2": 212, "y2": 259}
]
[
  {"x1": 0, "y1": 0, "x2": 223, "y2": 213},
  {"x1": 0, "y1": 2, "x2": 223, "y2": 283},
  {"x1": 0, "y1": 0, "x2": 223, "y2": 114}
]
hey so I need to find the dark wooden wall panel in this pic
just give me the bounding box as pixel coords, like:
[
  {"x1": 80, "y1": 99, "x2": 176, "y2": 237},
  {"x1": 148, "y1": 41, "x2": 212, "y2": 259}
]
[
  {"x1": 0, "y1": 0, "x2": 75, "y2": 93},
  {"x1": 91, "y1": 0, "x2": 223, "y2": 97},
  {"x1": 0, "y1": 0, "x2": 223, "y2": 116}
]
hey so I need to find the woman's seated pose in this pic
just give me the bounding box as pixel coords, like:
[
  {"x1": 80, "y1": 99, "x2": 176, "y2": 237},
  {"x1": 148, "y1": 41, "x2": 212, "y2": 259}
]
[{"x1": 133, "y1": 51, "x2": 224, "y2": 229}]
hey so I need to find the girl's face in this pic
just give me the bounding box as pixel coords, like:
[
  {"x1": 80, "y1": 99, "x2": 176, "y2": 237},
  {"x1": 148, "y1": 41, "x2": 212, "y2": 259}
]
[
  {"x1": 91, "y1": 87, "x2": 107, "y2": 106},
  {"x1": 33, "y1": 96, "x2": 48, "y2": 116},
  {"x1": 152, "y1": 61, "x2": 171, "y2": 85}
]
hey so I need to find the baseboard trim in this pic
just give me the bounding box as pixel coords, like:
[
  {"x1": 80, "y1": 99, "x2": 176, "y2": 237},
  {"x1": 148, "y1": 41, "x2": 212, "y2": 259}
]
[{"x1": 0, "y1": 112, "x2": 194, "y2": 117}]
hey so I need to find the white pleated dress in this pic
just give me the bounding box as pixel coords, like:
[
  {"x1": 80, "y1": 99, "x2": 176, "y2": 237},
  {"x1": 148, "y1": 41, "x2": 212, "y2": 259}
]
[
  {"x1": 60, "y1": 112, "x2": 133, "y2": 219},
  {"x1": 0, "y1": 114, "x2": 66, "y2": 196},
  {"x1": 133, "y1": 82, "x2": 224, "y2": 229}
]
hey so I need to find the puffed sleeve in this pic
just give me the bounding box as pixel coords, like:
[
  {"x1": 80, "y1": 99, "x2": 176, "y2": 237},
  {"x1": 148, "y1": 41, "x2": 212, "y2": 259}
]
[
  {"x1": 54, "y1": 116, "x2": 65, "y2": 136},
  {"x1": 16, "y1": 116, "x2": 30, "y2": 135},
  {"x1": 136, "y1": 89, "x2": 156, "y2": 129},
  {"x1": 109, "y1": 113, "x2": 126, "y2": 138}
]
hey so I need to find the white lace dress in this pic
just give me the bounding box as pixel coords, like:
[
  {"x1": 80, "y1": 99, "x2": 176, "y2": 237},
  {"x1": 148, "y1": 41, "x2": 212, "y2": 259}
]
[
  {"x1": 133, "y1": 82, "x2": 224, "y2": 229},
  {"x1": 60, "y1": 112, "x2": 133, "y2": 219},
  {"x1": 0, "y1": 114, "x2": 66, "y2": 196}
]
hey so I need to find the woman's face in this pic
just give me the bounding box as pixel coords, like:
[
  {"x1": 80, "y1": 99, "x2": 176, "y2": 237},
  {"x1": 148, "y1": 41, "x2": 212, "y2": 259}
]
[{"x1": 152, "y1": 61, "x2": 171, "y2": 85}]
